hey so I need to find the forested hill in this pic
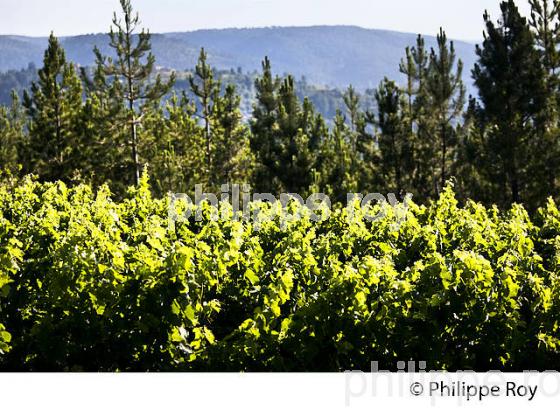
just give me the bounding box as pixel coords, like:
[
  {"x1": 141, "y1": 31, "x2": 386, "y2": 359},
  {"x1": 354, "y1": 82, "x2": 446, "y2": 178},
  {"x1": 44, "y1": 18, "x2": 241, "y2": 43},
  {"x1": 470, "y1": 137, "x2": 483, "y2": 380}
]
[{"x1": 0, "y1": 25, "x2": 476, "y2": 90}]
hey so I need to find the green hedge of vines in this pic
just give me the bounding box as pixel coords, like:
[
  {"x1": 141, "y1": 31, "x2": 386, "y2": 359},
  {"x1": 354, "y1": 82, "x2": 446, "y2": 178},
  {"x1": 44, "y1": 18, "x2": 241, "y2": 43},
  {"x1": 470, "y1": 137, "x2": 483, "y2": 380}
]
[{"x1": 1, "y1": 175, "x2": 560, "y2": 371}]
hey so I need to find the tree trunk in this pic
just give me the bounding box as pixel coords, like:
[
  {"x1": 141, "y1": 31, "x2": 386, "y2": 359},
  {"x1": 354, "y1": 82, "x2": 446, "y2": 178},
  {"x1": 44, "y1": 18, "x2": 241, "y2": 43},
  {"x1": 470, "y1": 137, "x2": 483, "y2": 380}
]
[
  {"x1": 125, "y1": 19, "x2": 140, "y2": 186},
  {"x1": 392, "y1": 132, "x2": 401, "y2": 194},
  {"x1": 128, "y1": 87, "x2": 139, "y2": 186},
  {"x1": 204, "y1": 101, "x2": 212, "y2": 187},
  {"x1": 131, "y1": 116, "x2": 140, "y2": 186},
  {"x1": 205, "y1": 115, "x2": 211, "y2": 180},
  {"x1": 55, "y1": 99, "x2": 62, "y2": 179}
]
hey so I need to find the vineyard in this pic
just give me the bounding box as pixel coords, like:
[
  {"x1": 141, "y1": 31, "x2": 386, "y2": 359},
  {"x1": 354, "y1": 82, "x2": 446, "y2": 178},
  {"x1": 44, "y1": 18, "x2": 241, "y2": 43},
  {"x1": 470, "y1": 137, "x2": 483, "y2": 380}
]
[{"x1": 1, "y1": 175, "x2": 560, "y2": 371}]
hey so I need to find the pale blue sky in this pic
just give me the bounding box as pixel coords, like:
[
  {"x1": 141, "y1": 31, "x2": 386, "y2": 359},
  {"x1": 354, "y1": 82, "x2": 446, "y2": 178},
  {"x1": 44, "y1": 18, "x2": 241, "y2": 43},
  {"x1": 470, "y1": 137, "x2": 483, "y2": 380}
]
[{"x1": 0, "y1": 0, "x2": 531, "y2": 40}]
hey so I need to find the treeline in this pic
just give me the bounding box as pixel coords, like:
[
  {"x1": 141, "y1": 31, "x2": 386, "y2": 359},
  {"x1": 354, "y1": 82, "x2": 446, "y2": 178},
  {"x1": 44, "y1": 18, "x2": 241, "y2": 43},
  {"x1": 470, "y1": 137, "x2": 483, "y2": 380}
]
[
  {"x1": 0, "y1": 63, "x2": 37, "y2": 106},
  {"x1": 1, "y1": 65, "x2": 351, "y2": 123},
  {"x1": 0, "y1": 0, "x2": 559, "y2": 211}
]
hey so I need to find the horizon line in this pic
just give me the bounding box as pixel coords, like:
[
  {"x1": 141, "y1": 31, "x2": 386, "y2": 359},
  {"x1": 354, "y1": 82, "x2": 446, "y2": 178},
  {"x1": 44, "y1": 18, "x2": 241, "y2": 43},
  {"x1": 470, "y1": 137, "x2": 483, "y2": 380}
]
[{"x1": 0, "y1": 24, "x2": 481, "y2": 44}]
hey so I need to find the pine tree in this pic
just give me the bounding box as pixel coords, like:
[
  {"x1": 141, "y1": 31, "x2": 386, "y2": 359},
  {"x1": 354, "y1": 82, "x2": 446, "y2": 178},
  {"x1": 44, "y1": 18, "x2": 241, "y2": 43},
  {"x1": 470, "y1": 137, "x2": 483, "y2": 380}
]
[
  {"x1": 276, "y1": 75, "x2": 316, "y2": 194},
  {"x1": 342, "y1": 86, "x2": 364, "y2": 178},
  {"x1": 374, "y1": 78, "x2": 412, "y2": 194},
  {"x1": 529, "y1": 0, "x2": 560, "y2": 125},
  {"x1": 424, "y1": 28, "x2": 466, "y2": 193},
  {"x1": 250, "y1": 59, "x2": 326, "y2": 195},
  {"x1": 399, "y1": 35, "x2": 428, "y2": 123},
  {"x1": 471, "y1": 0, "x2": 548, "y2": 207},
  {"x1": 397, "y1": 35, "x2": 430, "y2": 198},
  {"x1": 212, "y1": 84, "x2": 253, "y2": 185},
  {"x1": 318, "y1": 109, "x2": 359, "y2": 201},
  {"x1": 0, "y1": 91, "x2": 25, "y2": 174},
  {"x1": 399, "y1": 46, "x2": 417, "y2": 118},
  {"x1": 354, "y1": 112, "x2": 379, "y2": 193},
  {"x1": 91, "y1": 0, "x2": 175, "y2": 186},
  {"x1": 141, "y1": 91, "x2": 202, "y2": 195},
  {"x1": 529, "y1": 0, "x2": 560, "y2": 203},
  {"x1": 250, "y1": 57, "x2": 281, "y2": 193},
  {"x1": 529, "y1": 0, "x2": 560, "y2": 80},
  {"x1": 455, "y1": 97, "x2": 492, "y2": 202},
  {"x1": 343, "y1": 85, "x2": 360, "y2": 133},
  {"x1": 23, "y1": 33, "x2": 83, "y2": 182},
  {"x1": 165, "y1": 92, "x2": 204, "y2": 193},
  {"x1": 189, "y1": 48, "x2": 221, "y2": 187},
  {"x1": 80, "y1": 63, "x2": 129, "y2": 191}
]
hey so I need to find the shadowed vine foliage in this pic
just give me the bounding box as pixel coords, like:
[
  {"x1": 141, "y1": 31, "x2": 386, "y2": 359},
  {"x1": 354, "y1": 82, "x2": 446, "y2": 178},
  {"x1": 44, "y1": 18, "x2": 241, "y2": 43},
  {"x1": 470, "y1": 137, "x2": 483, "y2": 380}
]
[{"x1": 1, "y1": 176, "x2": 560, "y2": 371}]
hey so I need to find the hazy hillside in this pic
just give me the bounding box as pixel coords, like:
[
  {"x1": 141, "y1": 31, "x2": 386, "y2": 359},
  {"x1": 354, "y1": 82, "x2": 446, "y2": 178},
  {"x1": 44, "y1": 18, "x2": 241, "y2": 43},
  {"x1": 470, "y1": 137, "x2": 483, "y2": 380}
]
[{"x1": 0, "y1": 26, "x2": 477, "y2": 91}]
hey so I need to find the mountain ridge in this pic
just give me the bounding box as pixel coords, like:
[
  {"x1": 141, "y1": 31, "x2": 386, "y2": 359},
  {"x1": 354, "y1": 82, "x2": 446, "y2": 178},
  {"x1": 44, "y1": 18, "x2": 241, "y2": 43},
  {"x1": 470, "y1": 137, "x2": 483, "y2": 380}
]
[{"x1": 0, "y1": 25, "x2": 477, "y2": 92}]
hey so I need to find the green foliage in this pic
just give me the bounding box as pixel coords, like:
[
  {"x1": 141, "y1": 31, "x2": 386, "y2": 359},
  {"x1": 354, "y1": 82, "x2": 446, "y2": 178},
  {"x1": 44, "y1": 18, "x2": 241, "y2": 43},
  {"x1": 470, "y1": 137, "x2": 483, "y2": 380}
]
[
  {"x1": 3, "y1": 0, "x2": 560, "y2": 215},
  {"x1": 189, "y1": 48, "x2": 220, "y2": 188},
  {"x1": 0, "y1": 91, "x2": 25, "y2": 174},
  {"x1": 0, "y1": 64, "x2": 37, "y2": 107},
  {"x1": 373, "y1": 78, "x2": 411, "y2": 194},
  {"x1": 187, "y1": 49, "x2": 253, "y2": 190},
  {"x1": 529, "y1": 0, "x2": 560, "y2": 83},
  {"x1": 391, "y1": 30, "x2": 465, "y2": 200},
  {"x1": 317, "y1": 109, "x2": 361, "y2": 202},
  {"x1": 250, "y1": 57, "x2": 281, "y2": 192},
  {"x1": 470, "y1": 0, "x2": 550, "y2": 209},
  {"x1": 251, "y1": 59, "x2": 326, "y2": 196},
  {"x1": 1, "y1": 178, "x2": 560, "y2": 370},
  {"x1": 22, "y1": 33, "x2": 84, "y2": 182},
  {"x1": 143, "y1": 92, "x2": 204, "y2": 196},
  {"x1": 86, "y1": 0, "x2": 175, "y2": 186},
  {"x1": 212, "y1": 84, "x2": 253, "y2": 185},
  {"x1": 3, "y1": 0, "x2": 560, "y2": 374},
  {"x1": 423, "y1": 28, "x2": 466, "y2": 193}
]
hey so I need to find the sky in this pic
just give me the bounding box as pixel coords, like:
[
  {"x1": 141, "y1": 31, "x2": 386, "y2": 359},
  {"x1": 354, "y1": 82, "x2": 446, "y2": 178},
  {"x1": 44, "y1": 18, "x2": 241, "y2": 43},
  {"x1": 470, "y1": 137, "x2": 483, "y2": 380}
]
[{"x1": 0, "y1": 0, "x2": 532, "y2": 41}]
